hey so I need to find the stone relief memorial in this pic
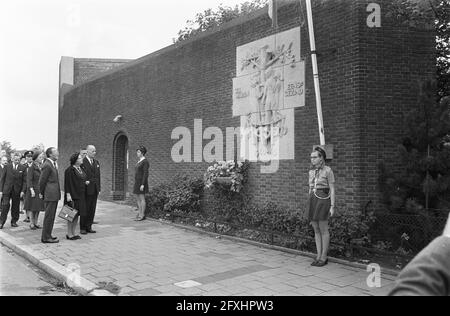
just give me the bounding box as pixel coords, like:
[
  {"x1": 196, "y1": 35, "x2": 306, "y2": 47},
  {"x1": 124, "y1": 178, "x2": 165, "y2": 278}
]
[{"x1": 233, "y1": 27, "x2": 304, "y2": 161}]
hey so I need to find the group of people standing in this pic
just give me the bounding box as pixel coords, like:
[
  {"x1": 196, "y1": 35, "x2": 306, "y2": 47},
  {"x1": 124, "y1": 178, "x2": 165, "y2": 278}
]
[{"x1": 0, "y1": 145, "x2": 101, "y2": 244}]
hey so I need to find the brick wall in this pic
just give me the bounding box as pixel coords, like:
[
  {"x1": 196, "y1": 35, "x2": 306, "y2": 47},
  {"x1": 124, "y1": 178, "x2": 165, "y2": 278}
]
[
  {"x1": 74, "y1": 58, "x2": 132, "y2": 86},
  {"x1": 59, "y1": 0, "x2": 436, "y2": 213}
]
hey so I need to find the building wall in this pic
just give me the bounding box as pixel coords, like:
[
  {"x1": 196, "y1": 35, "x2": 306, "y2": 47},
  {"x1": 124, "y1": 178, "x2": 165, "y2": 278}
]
[
  {"x1": 59, "y1": 0, "x2": 436, "y2": 212},
  {"x1": 356, "y1": 0, "x2": 436, "y2": 209},
  {"x1": 73, "y1": 58, "x2": 132, "y2": 86}
]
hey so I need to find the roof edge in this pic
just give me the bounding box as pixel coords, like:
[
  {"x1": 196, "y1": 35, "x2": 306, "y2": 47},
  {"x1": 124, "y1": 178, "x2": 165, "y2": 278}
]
[{"x1": 64, "y1": 0, "x2": 297, "y2": 92}]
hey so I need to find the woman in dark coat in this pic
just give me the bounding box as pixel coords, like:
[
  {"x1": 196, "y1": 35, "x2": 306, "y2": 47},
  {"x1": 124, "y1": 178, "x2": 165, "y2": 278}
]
[
  {"x1": 23, "y1": 151, "x2": 34, "y2": 224},
  {"x1": 26, "y1": 151, "x2": 45, "y2": 230},
  {"x1": 134, "y1": 146, "x2": 149, "y2": 221},
  {"x1": 64, "y1": 153, "x2": 87, "y2": 240}
]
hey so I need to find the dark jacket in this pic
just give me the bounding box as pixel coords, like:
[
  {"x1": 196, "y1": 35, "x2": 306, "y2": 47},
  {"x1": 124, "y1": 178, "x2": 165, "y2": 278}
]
[
  {"x1": 22, "y1": 162, "x2": 33, "y2": 197},
  {"x1": 82, "y1": 157, "x2": 101, "y2": 196},
  {"x1": 64, "y1": 166, "x2": 87, "y2": 201},
  {"x1": 39, "y1": 159, "x2": 61, "y2": 202},
  {"x1": 0, "y1": 163, "x2": 27, "y2": 196},
  {"x1": 0, "y1": 165, "x2": 5, "y2": 187},
  {"x1": 389, "y1": 237, "x2": 450, "y2": 296},
  {"x1": 135, "y1": 159, "x2": 150, "y2": 187},
  {"x1": 26, "y1": 163, "x2": 41, "y2": 195}
]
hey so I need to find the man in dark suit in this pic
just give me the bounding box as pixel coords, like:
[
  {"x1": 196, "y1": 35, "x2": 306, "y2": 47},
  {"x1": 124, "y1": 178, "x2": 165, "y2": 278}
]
[
  {"x1": 389, "y1": 214, "x2": 450, "y2": 296},
  {"x1": 0, "y1": 155, "x2": 7, "y2": 182},
  {"x1": 0, "y1": 155, "x2": 9, "y2": 226},
  {"x1": 39, "y1": 147, "x2": 61, "y2": 243},
  {"x1": 81, "y1": 145, "x2": 101, "y2": 234},
  {"x1": 0, "y1": 152, "x2": 27, "y2": 229}
]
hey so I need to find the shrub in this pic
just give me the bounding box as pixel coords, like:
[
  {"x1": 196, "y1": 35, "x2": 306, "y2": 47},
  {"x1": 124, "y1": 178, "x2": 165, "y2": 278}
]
[
  {"x1": 207, "y1": 198, "x2": 375, "y2": 256},
  {"x1": 330, "y1": 208, "x2": 376, "y2": 248},
  {"x1": 146, "y1": 183, "x2": 170, "y2": 215},
  {"x1": 146, "y1": 174, "x2": 204, "y2": 216},
  {"x1": 165, "y1": 175, "x2": 204, "y2": 214}
]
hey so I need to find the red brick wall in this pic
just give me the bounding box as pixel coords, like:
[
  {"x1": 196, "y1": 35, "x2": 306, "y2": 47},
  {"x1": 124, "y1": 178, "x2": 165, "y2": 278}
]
[{"x1": 59, "y1": 0, "x2": 436, "y2": 213}]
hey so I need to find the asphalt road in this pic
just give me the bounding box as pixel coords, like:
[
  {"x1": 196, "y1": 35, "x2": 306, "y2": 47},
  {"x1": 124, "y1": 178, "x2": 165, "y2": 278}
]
[{"x1": 0, "y1": 245, "x2": 77, "y2": 296}]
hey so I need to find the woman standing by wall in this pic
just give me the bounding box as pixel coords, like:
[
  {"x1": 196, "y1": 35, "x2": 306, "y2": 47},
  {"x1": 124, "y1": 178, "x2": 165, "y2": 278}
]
[
  {"x1": 134, "y1": 146, "x2": 149, "y2": 222},
  {"x1": 308, "y1": 147, "x2": 336, "y2": 267}
]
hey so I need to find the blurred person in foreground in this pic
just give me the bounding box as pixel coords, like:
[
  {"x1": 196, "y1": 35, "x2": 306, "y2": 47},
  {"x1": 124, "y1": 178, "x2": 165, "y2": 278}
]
[{"x1": 389, "y1": 213, "x2": 450, "y2": 296}]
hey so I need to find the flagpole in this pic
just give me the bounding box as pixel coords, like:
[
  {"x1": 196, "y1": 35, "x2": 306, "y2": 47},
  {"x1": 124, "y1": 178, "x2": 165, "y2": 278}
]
[
  {"x1": 269, "y1": 0, "x2": 278, "y2": 29},
  {"x1": 305, "y1": 0, "x2": 326, "y2": 146}
]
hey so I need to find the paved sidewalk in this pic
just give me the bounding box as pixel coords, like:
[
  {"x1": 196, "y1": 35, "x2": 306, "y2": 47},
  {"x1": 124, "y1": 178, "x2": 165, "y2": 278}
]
[{"x1": 0, "y1": 200, "x2": 396, "y2": 296}]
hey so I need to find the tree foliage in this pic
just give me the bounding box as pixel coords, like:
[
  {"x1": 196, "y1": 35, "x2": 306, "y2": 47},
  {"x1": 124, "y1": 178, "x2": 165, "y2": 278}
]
[
  {"x1": 174, "y1": 0, "x2": 268, "y2": 43},
  {"x1": 0, "y1": 141, "x2": 14, "y2": 158},
  {"x1": 379, "y1": 81, "x2": 450, "y2": 212},
  {"x1": 386, "y1": 0, "x2": 450, "y2": 98},
  {"x1": 31, "y1": 143, "x2": 46, "y2": 153}
]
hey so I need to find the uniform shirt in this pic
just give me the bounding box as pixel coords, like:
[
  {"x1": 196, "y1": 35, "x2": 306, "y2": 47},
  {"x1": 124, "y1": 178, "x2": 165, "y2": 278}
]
[{"x1": 309, "y1": 165, "x2": 335, "y2": 190}]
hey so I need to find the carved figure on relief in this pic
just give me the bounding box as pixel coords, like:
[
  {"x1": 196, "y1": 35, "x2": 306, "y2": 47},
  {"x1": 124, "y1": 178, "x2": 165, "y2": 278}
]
[{"x1": 239, "y1": 42, "x2": 294, "y2": 158}]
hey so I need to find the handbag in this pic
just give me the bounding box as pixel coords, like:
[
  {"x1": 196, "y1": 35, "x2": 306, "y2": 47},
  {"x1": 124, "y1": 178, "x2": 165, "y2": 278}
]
[{"x1": 58, "y1": 203, "x2": 79, "y2": 222}]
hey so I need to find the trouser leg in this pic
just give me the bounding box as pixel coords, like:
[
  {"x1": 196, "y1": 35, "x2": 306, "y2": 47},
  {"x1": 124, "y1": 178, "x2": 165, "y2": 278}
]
[
  {"x1": 0, "y1": 196, "x2": 10, "y2": 225},
  {"x1": 10, "y1": 190, "x2": 20, "y2": 224},
  {"x1": 85, "y1": 194, "x2": 98, "y2": 230},
  {"x1": 41, "y1": 202, "x2": 57, "y2": 241}
]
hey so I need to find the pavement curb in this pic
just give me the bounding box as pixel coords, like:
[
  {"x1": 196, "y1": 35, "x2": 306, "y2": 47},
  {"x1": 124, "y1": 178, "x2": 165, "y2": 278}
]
[
  {"x1": 0, "y1": 231, "x2": 116, "y2": 296},
  {"x1": 148, "y1": 218, "x2": 400, "y2": 278}
]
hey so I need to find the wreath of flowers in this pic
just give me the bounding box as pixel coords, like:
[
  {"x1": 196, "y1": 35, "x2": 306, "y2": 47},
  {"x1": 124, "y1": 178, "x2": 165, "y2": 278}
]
[{"x1": 204, "y1": 160, "x2": 250, "y2": 193}]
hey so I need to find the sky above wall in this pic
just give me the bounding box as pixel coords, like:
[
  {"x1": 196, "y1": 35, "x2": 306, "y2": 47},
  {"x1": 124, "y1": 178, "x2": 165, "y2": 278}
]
[{"x1": 0, "y1": 0, "x2": 256, "y2": 151}]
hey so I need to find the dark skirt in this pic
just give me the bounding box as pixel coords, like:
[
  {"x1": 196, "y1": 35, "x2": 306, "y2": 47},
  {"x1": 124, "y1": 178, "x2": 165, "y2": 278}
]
[
  {"x1": 133, "y1": 182, "x2": 149, "y2": 195},
  {"x1": 25, "y1": 191, "x2": 44, "y2": 212},
  {"x1": 69, "y1": 199, "x2": 86, "y2": 218},
  {"x1": 308, "y1": 189, "x2": 331, "y2": 222}
]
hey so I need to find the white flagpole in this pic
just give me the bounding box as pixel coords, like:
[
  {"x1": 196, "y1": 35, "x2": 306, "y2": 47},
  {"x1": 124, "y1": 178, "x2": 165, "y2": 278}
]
[
  {"x1": 268, "y1": 0, "x2": 278, "y2": 29},
  {"x1": 305, "y1": 0, "x2": 326, "y2": 146}
]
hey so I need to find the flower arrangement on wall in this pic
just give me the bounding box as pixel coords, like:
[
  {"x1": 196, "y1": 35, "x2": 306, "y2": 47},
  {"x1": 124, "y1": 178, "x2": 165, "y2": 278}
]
[{"x1": 204, "y1": 160, "x2": 250, "y2": 193}]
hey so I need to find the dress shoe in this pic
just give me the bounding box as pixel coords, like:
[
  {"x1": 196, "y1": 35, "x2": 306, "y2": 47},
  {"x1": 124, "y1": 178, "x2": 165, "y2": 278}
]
[
  {"x1": 87, "y1": 229, "x2": 97, "y2": 234},
  {"x1": 74, "y1": 236, "x2": 82, "y2": 240},
  {"x1": 51, "y1": 236, "x2": 58, "y2": 240},
  {"x1": 11, "y1": 223, "x2": 18, "y2": 228},
  {"x1": 24, "y1": 218, "x2": 31, "y2": 223},
  {"x1": 315, "y1": 259, "x2": 329, "y2": 267},
  {"x1": 42, "y1": 239, "x2": 59, "y2": 244},
  {"x1": 66, "y1": 235, "x2": 78, "y2": 241},
  {"x1": 80, "y1": 230, "x2": 88, "y2": 235},
  {"x1": 93, "y1": 221, "x2": 99, "y2": 225}
]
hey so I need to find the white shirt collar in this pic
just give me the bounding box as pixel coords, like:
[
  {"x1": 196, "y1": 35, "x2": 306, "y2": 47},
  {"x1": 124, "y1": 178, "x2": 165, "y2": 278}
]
[
  {"x1": 138, "y1": 157, "x2": 146, "y2": 163},
  {"x1": 48, "y1": 158, "x2": 57, "y2": 166}
]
